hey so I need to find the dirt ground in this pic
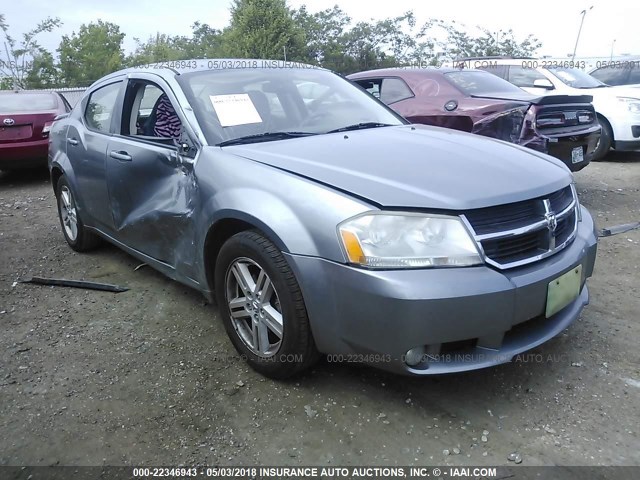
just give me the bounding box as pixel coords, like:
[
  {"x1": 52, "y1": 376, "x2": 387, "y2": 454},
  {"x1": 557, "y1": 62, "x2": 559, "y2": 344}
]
[{"x1": 1, "y1": 151, "x2": 639, "y2": 468}]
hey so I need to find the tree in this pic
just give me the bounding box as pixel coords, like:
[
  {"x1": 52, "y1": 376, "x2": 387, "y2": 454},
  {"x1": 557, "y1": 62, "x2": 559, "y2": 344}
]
[
  {"x1": 433, "y1": 21, "x2": 542, "y2": 61},
  {"x1": 293, "y1": 5, "x2": 351, "y2": 66},
  {"x1": 338, "y1": 12, "x2": 428, "y2": 73},
  {"x1": 58, "y1": 20, "x2": 125, "y2": 87},
  {"x1": 24, "y1": 51, "x2": 60, "y2": 88},
  {"x1": 125, "y1": 23, "x2": 225, "y2": 66},
  {"x1": 293, "y1": 7, "x2": 435, "y2": 74},
  {"x1": 223, "y1": 0, "x2": 306, "y2": 60},
  {"x1": 0, "y1": 14, "x2": 61, "y2": 89},
  {"x1": 187, "y1": 22, "x2": 224, "y2": 58},
  {"x1": 126, "y1": 33, "x2": 190, "y2": 66}
]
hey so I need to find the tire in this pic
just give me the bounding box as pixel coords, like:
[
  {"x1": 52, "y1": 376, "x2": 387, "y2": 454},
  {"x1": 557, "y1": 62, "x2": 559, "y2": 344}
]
[
  {"x1": 55, "y1": 176, "x2": 101, "y2": 252},
  {"x1": 592, "y1": 118, "x2": 613, "y2": 161},
  {"x1": 214, "y1": 230, "x2": 319, "y2": 379}
]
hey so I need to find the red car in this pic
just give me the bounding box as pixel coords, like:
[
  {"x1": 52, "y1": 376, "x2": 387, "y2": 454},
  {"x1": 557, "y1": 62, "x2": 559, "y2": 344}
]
[
  {"x1": 347, "y1": 68, "x2": 601, "y2": 171},
  {"x1": 0, "y1": 91, "x2": 70, "y2": 170}
]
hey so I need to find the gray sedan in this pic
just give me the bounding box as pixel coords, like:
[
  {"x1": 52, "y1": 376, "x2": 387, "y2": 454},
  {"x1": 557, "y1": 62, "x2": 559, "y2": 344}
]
[{"x1": 48, "y1": 59, "x2": 597, "y2": 378}]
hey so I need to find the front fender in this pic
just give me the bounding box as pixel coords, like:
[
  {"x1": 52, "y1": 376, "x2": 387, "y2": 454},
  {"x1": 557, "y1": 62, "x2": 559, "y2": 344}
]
[{"x1": 200, "y1": 187, "x2": 321, "y2": 256}]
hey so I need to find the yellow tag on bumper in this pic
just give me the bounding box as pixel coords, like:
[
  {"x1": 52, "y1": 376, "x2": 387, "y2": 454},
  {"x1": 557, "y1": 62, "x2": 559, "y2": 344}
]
[{"x1": 546, "y1": 265, "x2": 582, "y2": 318}]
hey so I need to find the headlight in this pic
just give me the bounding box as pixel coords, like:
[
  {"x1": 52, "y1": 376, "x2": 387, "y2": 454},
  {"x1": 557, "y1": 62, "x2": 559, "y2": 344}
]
[
  {"x1": 338, "y1": 212, "x2": 483, "y2": 268},
  {"x1": 617, "y1": 97, "x2": 640, "y2": 113}
]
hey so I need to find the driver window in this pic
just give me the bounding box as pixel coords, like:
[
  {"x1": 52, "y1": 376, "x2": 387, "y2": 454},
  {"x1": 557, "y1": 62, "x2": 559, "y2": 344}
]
[{"x1": 126, "y1": 82, "x2": 183, "y2": 142}]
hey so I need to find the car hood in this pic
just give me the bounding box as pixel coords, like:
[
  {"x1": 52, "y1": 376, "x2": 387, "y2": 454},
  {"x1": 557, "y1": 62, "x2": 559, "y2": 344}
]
[
  {"x1": 566, "y1": 85, "x2": 640, "y2": 99},
  {"x1": 225, "y1": 125, "x2": 571, "y2": 210}
]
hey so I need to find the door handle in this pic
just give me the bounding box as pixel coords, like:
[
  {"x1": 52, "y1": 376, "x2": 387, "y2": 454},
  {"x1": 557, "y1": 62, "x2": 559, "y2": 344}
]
[
  {"x1": 67, "y1": 137, "x2": 79, "y2": 146},
  {"x1": 109, "y1": 150, "x2": 132, "y2": 162}
]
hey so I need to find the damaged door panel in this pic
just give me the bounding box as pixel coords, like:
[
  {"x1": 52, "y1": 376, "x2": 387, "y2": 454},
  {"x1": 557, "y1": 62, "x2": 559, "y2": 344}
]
[{"x1": 106, "y1": 136, "x2": 198, "y2": 267}]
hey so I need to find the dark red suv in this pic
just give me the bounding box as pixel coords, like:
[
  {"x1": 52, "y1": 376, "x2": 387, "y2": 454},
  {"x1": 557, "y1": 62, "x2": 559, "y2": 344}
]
[
  {"x1": 0, "y1": 91, "x2": 70, "y2": 170},
  {"x1": 348, "y1": 68, "x2": 601, "y2": 171}
]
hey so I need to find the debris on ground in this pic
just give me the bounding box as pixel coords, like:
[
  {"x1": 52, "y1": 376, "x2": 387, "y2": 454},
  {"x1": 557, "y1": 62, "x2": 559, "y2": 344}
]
[{"x1": 19, "y1": 276, "x2": 129, "y2": 293}]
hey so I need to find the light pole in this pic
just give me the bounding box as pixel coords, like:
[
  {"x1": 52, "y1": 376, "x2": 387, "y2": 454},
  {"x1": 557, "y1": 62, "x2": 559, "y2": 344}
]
[
  {"x1": 610, "y1": 39, "x2": 616, "y2": 61},
  {"x1": 572, "y1": 6, "x2": 593, "y2": 59}
]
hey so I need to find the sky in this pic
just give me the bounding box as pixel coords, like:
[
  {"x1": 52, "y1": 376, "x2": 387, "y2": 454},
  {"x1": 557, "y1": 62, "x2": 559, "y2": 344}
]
[{"x1": 1, "y1": 0, "x2": 638, "y2": 60}]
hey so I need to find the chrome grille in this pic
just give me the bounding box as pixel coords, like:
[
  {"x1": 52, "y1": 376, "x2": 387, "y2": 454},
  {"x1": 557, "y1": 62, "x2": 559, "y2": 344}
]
[{"x1": 462, "y1": 185, "x2": 579, "y2": 269}]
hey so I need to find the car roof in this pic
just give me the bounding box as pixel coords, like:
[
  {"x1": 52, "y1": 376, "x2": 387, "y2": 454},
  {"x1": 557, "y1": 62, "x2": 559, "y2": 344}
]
[
  {"x1": 349, "y1": 67, "x2": 465, "y2": 78},
  {"x1": 0, "y1": 90, "x2": 60, "y2": 96},
  {"x1": 94, "y1": 58, "x2": 326, "y2": 85}
]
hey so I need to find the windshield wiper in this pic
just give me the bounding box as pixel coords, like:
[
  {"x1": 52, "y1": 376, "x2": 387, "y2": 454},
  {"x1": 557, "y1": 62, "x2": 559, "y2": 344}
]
[
  {"x1": 326, "y1": 122, "x2": 394, "y2": 134},
  {"x1": 217, "y1": 131, "x2": 318, "y2": 147}
]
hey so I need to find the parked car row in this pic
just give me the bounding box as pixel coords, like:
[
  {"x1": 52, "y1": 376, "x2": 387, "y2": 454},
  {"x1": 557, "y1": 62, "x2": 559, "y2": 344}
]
[
  {"x1": 47, "y1": 59, "x2": 598, "y2": 378},
  {"x1": 348, "y1": 68, "x2": 600, "y2": 170},
  {"x1": 5, "y1": 57, "x2": 639, "y2": 170}
]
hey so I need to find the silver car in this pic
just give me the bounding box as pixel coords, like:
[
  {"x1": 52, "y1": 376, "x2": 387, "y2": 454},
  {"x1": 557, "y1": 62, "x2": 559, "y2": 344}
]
[{"x1": 48, "y1": 59, "x2": 598, "y2": 378}]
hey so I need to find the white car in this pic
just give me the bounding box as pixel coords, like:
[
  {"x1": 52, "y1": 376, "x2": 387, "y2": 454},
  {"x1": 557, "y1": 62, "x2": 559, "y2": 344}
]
[{"x1": 469, "y1": 59, "x2": 640, "y2": 160}]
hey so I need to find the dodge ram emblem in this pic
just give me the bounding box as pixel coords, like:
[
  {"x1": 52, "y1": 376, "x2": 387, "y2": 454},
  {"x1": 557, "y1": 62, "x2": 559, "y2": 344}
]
[
  {"x1": 3, "y1": 118, "x2": 15, "y2": 126},
  {"x1": 545, "y1": 211, "x2": 558, "y2": 233}
]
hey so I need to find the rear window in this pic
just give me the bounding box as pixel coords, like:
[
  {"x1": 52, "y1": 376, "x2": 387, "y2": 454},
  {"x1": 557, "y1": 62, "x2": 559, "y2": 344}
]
[
  {"x1": 444, "y1": 71, "x2": 524, "y2": 95},
  {"x1": 0, "y1": 93, "x2": 58, "y2": 113},
  {"x1": 590, "y1": 66, "x2": 627, "y2": 86}
]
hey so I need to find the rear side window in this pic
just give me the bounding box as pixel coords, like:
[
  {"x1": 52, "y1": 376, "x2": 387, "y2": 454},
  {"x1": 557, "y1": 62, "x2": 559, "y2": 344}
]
[
  {"x1": 590, "y1": 66, "x2": 627, "y2": 86},
  {"x1": 628, "y1": 67, "x2": 640, "y2": 85},
  {"x1": 84, "y1": 82, "x2": 121, "y2": 133},
  {"x1": 354, "y1": 79, "x2": 382, "y2": 99},
  {"x1": 507, "y1": 66, "x2": 548, "y2": 88},
  {"x1": 0, "y1": 93, "x2": 58, "y2": 113},
  {"x1": 380, "y1": 78, "x2": 414, "y2": 104}
]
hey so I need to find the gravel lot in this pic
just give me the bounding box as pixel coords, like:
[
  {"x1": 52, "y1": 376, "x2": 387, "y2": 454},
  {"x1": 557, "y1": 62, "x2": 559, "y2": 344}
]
[{"x1": 1, "y1": 152, "x2": 639, "y2": 467}]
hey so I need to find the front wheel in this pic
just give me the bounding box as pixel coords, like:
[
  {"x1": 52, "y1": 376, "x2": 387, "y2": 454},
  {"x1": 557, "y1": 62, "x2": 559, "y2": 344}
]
[
  {"x1": 214, "y1": 230, "x2": 319, "y2": 379},
  {"x1": 592, "y1": 119, "x2": 613, "y2": 161}
]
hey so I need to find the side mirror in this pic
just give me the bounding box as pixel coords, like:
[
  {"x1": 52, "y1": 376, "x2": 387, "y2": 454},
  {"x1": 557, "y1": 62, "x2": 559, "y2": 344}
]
[
  {"x1": 179, "y1": 142, "x2": 191, "y2": 155},
  {"x1": 533, "y1": 78, "x2": 554, "y2": 90},
  {"x1": 174, "y1": 135, "x2": 197, "y2": 159}
]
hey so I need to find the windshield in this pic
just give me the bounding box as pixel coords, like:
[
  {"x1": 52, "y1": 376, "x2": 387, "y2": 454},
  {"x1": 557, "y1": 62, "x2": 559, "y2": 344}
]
[
  {"x1": 178, "y1": 67, "x2": 405, "y2": 145},
  {"x1": 547, "y1": 68, "x2": 606, "y2": 89},
  {"x1": 0, "y1": 93, "x2": 58, "y2": 113},
  {"x1": 444, "y1": 71, "x2": 525, "y2": 95}
]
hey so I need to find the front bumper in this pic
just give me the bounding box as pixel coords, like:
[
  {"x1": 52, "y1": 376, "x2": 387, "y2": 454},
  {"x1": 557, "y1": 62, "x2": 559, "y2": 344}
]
[
  {"x1": 614, "y1": 139, "x2": 640, "y2": 151},
  {"x1": 608, "y1": 110, "x2": 640, "y2": 148},
  {"x1": 287, "y1": 206, "x2": 598, "y2": 375}
]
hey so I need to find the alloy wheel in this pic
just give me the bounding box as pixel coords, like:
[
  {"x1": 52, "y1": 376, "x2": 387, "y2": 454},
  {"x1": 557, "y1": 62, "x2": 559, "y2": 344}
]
[
  {"x1": 59, "y1": 185, "x2": 78, "y2": 241},
  {"x1": 225, "y1": 257, "x2": 283, "y2": 357}
]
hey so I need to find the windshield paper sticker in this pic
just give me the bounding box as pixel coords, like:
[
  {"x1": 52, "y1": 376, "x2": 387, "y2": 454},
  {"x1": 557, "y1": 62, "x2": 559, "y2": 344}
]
[{"x1": 209, "y1": 94, "x2": 262, "y2": 127}]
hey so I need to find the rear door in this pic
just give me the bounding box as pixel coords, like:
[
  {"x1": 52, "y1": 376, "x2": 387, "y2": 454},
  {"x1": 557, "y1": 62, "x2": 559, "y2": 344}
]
[{"x1": 66, "y1": 79, "x2": 124, "y2": 230}]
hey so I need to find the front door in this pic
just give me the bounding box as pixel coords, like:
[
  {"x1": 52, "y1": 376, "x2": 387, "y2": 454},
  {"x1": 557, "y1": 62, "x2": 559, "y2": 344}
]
[{"x1": 105, "y1": 80, "x2": 198, "y2": 267}]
